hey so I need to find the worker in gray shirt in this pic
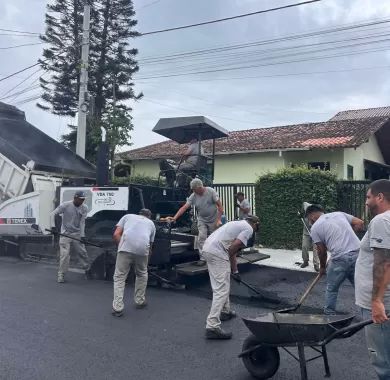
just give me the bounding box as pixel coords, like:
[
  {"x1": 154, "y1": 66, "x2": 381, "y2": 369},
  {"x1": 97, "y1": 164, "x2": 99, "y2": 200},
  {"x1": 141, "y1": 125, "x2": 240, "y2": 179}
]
[
  {"x1": 306, "y1": 204, "x2": 364, "y2": 314},
  {"x1": 235, "y1": 192, "x2": 251, "y2": 220},
  {"x1": 301, "y1": 202, "x2": 320, "y2": 271},
  {"x1": 168, "y1": 178, "x2": 224, "y2": 265},
  {"x1": 50, "y1": 190, "x2": 90, "y2": 283},
  {"x1": 355, "y1": 179, "x2": 390, "y2": 379}
]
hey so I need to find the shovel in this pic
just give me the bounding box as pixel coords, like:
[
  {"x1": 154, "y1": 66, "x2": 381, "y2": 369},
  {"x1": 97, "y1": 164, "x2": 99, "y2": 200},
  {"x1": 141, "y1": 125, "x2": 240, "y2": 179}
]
[
  {"x1": 277, "y1": 272, "x2": 323, "y2": 313},
  {"x1": 44, "y1": 228, "x2": 103, "y2": 248}
]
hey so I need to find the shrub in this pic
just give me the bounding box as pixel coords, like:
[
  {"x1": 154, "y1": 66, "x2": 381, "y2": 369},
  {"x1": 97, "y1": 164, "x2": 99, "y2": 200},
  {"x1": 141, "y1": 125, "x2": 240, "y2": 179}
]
[
  {"x1": 112, "y1": 174, "x2": 166, "y2": 187},
  {"x1": 255, "y1": 166, "x2": 338, "y2": 249}
]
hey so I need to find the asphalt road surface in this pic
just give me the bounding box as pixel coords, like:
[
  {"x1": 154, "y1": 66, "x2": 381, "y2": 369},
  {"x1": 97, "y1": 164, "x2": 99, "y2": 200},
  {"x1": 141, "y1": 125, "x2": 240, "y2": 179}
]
[{"x1": 0, "y1": 257, "x2": 377, "y2": 380}]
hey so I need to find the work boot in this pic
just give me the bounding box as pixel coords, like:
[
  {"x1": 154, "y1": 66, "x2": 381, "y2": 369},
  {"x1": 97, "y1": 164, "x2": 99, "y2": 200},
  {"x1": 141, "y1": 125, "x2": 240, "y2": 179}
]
[
  {"x1": 195, "y1": 260, "x2": 207, "y2": 267},
  {"x1": 205, "y1": 327, "x2": 232, "y2": 340},
  {"x1": 85, "y1": 269, "x2": 93, "y2": 280},
  {"x1": 135, "y1": 301, "x2": 147, "y2": 309},
  {"x1": 57, "y1": 273, "x2": 65, "y2": 283},
  {"x1": 112, "y1": 308, "x2": 124, "y2": 317},
  {"x1": 300, "y1": 261, "x2": 309, "y2": 268},
  {"x1": 220, "y1": 310, "x2": 237, "y2": 321}
]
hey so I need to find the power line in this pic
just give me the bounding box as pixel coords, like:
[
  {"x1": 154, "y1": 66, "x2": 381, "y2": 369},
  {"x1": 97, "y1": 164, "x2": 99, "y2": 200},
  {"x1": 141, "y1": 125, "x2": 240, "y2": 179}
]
[
  {"x1": 0, "y1": 68, "x2": 43, "y2": 99},
  {"x1": 0, "y1": 42, "x2": 44, "y2": 50},
  {"x1": 0, "y1": 28, "x2": 40, "y2": 35},
  {"x1": 137, "y1": 0, "x2": 162, "y2": 11},
  {"x1": 140, "y1": 0, "x2": 321, "y2": 36},
  {"x1": 0, "y1": 62, "x2": 41, "y2": 83}
]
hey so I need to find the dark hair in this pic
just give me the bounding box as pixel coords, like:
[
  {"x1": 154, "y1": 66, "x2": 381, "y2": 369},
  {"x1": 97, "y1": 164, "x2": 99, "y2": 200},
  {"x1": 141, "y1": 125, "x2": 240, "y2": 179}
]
[
  {"x1": 139, "y1": 208, "x2": 152, "y2": 218},
  {"x1": 236, "y1": 192, "x2": 244, "y2": 197},
  {"x1": 305, "y1": 204, "x2": 324, "y2": 217},
  {"x1": 369, "y1": 179, "x2": 390, "y2": 202}
]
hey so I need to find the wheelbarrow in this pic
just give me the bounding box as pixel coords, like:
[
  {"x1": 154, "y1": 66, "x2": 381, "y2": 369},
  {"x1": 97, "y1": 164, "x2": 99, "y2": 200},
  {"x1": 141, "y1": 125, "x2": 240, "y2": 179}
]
[{"x1": 239, "y1": 312, "x2": 374, "y2": 380}]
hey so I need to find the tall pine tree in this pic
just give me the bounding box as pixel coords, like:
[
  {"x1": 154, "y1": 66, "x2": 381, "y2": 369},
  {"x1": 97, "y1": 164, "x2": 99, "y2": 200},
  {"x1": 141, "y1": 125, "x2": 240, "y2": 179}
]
[{"x1": 38, "y1": 0, "x2": 141, "y2": 163}]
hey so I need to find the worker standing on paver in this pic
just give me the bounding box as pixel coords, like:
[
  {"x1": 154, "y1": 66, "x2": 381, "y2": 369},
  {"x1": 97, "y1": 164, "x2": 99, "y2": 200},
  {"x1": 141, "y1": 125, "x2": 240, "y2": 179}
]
[
  {"x1": 301, "y1": 202, "x2": 320, "y2": 271},
  {"x1": 50, "y1": 190, "x2": 90, "y2": 283},
  {"x1": 305, "y1": 205, "x2": 364, "y2": 314},
  {"x1": 168, "y1": 178, "x2": 224, "y2": 266},
  {"x1": 235, "y1": 192, "x2": 251, "y2": 220},
  {"x1": 203, "y1": 215, "x2": 260, "y2": 340},
  {"x1": 112, "y1": 209, "x2": 156, "y2": 317},
  {"x1": 355, "y1": 179, "x2": 390, "y2": 380}
]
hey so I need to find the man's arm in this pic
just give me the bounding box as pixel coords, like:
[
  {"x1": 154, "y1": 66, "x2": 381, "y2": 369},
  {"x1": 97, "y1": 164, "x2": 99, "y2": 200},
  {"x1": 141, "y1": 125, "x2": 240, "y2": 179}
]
[
  {"x1": 315, "y1": 242, "x2": 328, "y2": 276},
  {"x1": 228, "y1": 239, "x2": 245, "y2": 273},
  {"x1": 113, "y1": 226, "x2": 124, "y2": 244},
  {"x1": 49, "y1": 204, "x2": 64, "y2": 228},
  {"x1": 351, "y1": 217, "x2": 365, "y2": 232},
  {"x1": 216, "y1": 199, "x2": 224, "y2": 224},
  {"x1": 372, "y1": 248, "x2": 390, "y2": 323},
  {"x1": 171, "y1": 203, "x2": 191, "y2": 222}
]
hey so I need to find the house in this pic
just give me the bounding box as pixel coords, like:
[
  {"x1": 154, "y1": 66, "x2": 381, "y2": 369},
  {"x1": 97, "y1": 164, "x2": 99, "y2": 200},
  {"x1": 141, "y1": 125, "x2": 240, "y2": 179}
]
[{"x1": 119, "y1": 107, "x2": 390, "y2": 184}]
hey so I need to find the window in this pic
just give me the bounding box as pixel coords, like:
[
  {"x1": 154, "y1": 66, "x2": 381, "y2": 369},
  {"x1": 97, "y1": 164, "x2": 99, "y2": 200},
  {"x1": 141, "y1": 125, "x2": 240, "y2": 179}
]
[
  {"x1": 308, "y1": 162, "x2": 330, "y2": 170},
  {"x1": 347, "y1": 165, "x2": 354, "y2": 180}
]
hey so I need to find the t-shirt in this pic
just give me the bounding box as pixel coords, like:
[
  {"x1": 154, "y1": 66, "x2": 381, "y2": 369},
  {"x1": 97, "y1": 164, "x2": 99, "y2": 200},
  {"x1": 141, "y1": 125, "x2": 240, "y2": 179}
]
[
  {"x1": 186, "y1": 187, "x2": 219, "y2": 223},
  {"x1": 186, "y1": 142, "x2": 204, "y2": 165},
  {"x1": 310, "y1": 212, "x2": 360, "y2": 259},
  {"x1": 52, "y1": 201, "x2": 88, "y2": 236},
  {"x1": 355, "y1": 210, "x2": 390, "y2": 311},
  {"x1": 203, "y1": 220, "x2": 254, "y2": 260},
  {"x1": 116, "y1": 214, "x2": 156, "y2": 256},
  {"x1": 238, "y1": 199, "x2": 251, "y2": 220}
]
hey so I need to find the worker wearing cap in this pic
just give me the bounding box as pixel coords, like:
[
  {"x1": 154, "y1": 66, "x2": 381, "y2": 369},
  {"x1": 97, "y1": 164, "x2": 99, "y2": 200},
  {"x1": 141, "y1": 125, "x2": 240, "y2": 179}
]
[
  {"x1": 203, "y1": 215, "x2": 260, "y2": 339},
  {"x1": 235, "y1": 192, "x2": 251, "y2": 220},
  {"x1": 305, "y1": 204, "x2": 364, "y2": 314},
  {"x1": 112, "y1": 209, "x2": 156, "y2": 317},
  {"x1": 50, "y1": 190, "x2": 90, "y2": 283},
  {"x1": 168, "y1": 178, "x2": 224, "y2": 265}
]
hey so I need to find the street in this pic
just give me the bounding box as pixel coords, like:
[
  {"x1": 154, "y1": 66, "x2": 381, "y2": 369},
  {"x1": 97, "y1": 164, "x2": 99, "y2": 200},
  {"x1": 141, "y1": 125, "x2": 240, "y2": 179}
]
[{"x1": 0, "y1": 257, "x2": 377, "y2": 380}]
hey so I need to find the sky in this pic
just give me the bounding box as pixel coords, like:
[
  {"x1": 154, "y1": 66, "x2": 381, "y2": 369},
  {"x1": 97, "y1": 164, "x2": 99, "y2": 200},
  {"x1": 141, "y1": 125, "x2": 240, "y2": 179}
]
[{"x1": 1, "y1": 0, "x2": 390, "y2": 153}]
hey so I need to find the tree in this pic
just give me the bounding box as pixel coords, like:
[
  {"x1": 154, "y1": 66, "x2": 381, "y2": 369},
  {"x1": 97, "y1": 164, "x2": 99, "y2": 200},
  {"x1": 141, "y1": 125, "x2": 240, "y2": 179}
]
[{"x1": 38, "y1": 0, "x2": 141, "y2": 160}]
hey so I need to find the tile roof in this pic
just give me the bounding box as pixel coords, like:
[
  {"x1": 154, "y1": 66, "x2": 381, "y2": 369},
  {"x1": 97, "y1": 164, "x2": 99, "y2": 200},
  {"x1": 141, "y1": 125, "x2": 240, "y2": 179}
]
[
  {"x1": 120, "y1": 117, "x2": 390, "y2": 160},
  {"x1": 329, "y1": 106, "x2": 390, "y2": 121}
]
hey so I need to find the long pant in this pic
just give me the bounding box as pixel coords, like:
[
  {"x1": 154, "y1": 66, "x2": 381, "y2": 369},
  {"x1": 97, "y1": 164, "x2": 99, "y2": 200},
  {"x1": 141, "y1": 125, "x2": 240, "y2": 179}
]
[
  {"x1": 204, "y1": 251, "x2": 231, "y2": 329},
  {"x1": 324, "y1": 252, "x2": 358, "y2": 314},
  {"x1": 361, "y1": 308, "x2": 390, "y2": 380},
  {"x1": 197, "y1": 220, "x2": 217, "y2": 260},
  {"x1": 58, "y1": 233, "x2": 90, "y2": 275},
  {"x1": 112, "y1": 251, "x2": 148, "y2": 312},
  {"x1": 301, "y1": 233, "x2": 319, "y2": 267}
]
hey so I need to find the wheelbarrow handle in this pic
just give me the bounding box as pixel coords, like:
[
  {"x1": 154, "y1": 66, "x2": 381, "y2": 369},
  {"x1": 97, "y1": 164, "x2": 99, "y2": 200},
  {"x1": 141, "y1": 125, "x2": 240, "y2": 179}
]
[{"x1": 322, "y1": 319, "x2": 373, "y2": 344}]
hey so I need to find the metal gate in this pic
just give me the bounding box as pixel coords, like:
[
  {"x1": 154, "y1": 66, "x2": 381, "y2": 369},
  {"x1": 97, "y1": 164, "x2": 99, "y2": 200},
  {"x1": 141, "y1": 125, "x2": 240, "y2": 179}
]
[
  {"x1": 213, "y1": 184, "x2": 256, "y2": 221},
  {"x1": 337, "y1": 180, "x2": 370, "y2": 221}
]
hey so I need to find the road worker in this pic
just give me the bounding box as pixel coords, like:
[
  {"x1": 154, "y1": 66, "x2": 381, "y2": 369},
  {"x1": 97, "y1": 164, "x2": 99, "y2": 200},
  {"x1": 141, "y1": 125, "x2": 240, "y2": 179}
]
[
  {"x1": 203, "y1": 215, "x2": 260, "y2": 339},
  {"x1": 50, "y1": 190, "x2": 90, "y2": 283}
]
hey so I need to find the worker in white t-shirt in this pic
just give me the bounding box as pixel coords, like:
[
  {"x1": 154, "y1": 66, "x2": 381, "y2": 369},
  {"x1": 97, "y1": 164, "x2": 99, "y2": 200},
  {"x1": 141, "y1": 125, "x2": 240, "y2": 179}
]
[
  {"x1": 202, "y1": 215, "x2": 259, "y2": 340},
  {"x1": 112, "y1": 209, "x2": 156, "y2": 317}
]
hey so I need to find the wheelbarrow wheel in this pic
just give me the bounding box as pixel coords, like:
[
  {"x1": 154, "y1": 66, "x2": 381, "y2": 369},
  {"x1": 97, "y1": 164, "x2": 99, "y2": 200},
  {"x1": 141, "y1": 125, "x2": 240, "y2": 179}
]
[{"x1": 241, "y1": 335, "x2": 280, "y2": 379}]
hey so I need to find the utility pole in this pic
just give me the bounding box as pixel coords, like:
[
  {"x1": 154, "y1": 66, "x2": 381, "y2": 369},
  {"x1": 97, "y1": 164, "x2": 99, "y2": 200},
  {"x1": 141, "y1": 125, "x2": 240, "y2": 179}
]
[{"x1": 76, "y1": 3, "x2": 91, "y2": 159}]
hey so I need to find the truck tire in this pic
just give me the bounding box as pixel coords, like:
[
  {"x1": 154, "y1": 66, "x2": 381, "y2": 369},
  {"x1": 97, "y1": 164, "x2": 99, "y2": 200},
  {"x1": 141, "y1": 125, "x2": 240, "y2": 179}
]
[{"x1": 87, "y1": 220, "x2": 116, "y2": 240}]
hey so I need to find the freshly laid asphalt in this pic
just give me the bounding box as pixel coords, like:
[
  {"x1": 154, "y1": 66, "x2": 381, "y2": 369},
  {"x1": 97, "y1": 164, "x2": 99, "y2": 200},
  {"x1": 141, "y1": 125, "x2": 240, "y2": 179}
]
[{"x1": 0, "y1": 256, "x2": 377, "y2": 380}]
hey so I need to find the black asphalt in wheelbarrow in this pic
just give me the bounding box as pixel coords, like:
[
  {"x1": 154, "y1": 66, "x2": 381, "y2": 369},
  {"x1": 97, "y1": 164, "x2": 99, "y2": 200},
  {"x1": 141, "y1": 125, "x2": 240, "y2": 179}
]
[{"x1": 239, "y1": 312, "x2": 373, "y2": 380}]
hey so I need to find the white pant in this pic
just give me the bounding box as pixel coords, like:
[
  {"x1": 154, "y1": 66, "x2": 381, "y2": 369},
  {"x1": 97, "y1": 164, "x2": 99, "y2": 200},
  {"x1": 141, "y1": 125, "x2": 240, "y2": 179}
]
[
  {"x1": 204, "y1": 251, "x2": 231, "y2": 329},
  {"x1": 197, "y1": 220, "x2": 217, "y2": 260},
  {"x1": 58, "y1": 234, "x2": 90, "y2": 275},
  {"x1": 112, "y1": 251, "x2": 148, "y2": 312}
]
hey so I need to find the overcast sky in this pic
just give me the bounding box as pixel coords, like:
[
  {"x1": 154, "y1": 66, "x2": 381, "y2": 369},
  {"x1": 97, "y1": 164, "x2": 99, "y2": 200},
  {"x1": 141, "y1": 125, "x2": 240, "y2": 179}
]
[{"x1": 1, "y1": 0, "x2": 390, "y2": 152}]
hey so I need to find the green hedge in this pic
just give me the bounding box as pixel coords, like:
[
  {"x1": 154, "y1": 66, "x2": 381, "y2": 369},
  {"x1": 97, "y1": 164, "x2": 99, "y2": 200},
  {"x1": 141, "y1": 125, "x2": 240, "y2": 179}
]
[
  {"x1": 112, "y1": 174, "x2": 165, "y2": 187},
  {"x1": 255, "y1": 167, "x2": 338, "y2": 249}
]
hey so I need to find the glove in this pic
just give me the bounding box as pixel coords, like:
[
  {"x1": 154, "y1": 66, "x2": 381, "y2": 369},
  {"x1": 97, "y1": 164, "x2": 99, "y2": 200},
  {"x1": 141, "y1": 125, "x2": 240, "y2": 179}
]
[
  {"x1": 50, "y1": 227, "x2": 59, "y2": 234},
  {"x1": 231, "y1": 272, "x2": 241, "y2": 283}
]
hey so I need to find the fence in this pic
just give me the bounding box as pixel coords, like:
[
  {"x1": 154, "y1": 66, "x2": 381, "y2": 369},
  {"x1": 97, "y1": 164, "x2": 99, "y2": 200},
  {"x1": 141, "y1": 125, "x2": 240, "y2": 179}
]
[
  {"x1": 337, "y1": 180, "x2": 370, "y2": 222},
  {"x1": 214, "y1": 180, "x2": 370, "y2": 222},
  {"x1": 213, "y1": 184, "x2": 256, "y2": 221}
]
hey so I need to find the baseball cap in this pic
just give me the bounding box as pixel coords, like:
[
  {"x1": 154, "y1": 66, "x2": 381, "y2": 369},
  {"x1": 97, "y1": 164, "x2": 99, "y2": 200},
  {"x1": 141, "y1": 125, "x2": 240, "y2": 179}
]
[{"x1": 74, "y1": 190, "x2": 87, "y2": 199}]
